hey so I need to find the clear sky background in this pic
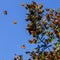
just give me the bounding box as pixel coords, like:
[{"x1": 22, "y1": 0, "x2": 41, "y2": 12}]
[{"x1": 0, "y1": 0, "x2": 60, "y2": 60}]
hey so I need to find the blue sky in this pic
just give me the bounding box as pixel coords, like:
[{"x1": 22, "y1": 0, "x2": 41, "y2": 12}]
[{"x1": 0, "y1": 0, "x2": 60, "y2": 60}]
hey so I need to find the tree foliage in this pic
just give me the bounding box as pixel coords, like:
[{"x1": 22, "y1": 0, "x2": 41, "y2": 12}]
[{"x1": 14, "y1": 1, "x2": 60, "y2": 60}]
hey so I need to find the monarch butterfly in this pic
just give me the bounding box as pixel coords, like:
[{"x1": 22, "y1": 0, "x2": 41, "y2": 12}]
[
  {"x1": 21, "y1": 2, "x2": 24, "y2": 6},
  {"x1": 58, "y1": 32, "x2": 60, "y2": 38},
  {"x1": 3, "y1": 10, "x2": 7, "y2": 15},
  {"x1": 21, "y1": 45, "x2": 25, "y2": 49},
  {"x1": 32, "y1": 38, "x2": 37, "y2": 44},
  {"x1": 45, "y1": 8, "x2": 50, "y2": 11},
  {"x1": 13, "y1": 21, "x2": 17, "y2": 24},
  {"x1": 39, "y1": 3, "x2": 43, "y2": 9}
]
